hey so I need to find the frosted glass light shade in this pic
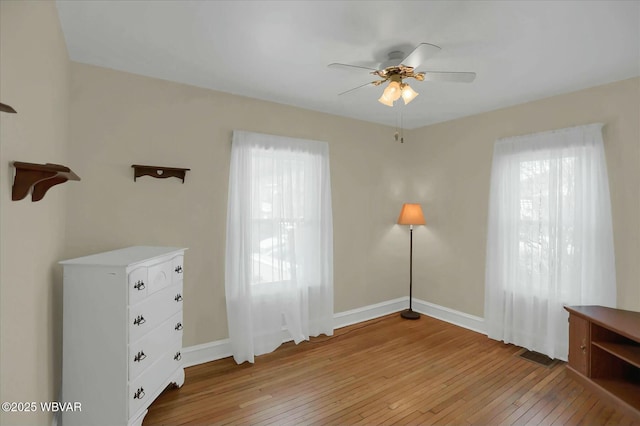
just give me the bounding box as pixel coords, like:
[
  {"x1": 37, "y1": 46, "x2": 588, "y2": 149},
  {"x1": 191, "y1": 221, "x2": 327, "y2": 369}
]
[
  {"x1": 401, "y1": 84, "x2": 419, "y2": 104},
  {"x1": 378, "y1": 81, "x2": 403, "y2": 106},
  {"x1": 387, "y1": 81, "x2": 402, "y2": 101},
  {"x1": 378, "y1": 94, "x2": 394, "y2": 106}
]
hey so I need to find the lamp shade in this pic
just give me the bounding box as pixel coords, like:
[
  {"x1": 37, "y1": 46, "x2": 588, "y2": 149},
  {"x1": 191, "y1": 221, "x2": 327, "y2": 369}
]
[
  {"x1": 386, "y1": 81, "x2": 402, "y2": 101},
  {"x1": 378, "y1": 94, "x2": 394, "y2": 107},
  {"x1": 397, "y1": 203, "x2": 425, "y2": 225},
  {"x1": 401, "y1": 84, "x2": 419, "y2": 105}
]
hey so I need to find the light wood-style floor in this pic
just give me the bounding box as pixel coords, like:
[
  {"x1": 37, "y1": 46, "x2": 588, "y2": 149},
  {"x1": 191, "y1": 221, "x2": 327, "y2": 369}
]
[{"x1": 144, "y1": 313, "x2": 639, "y2": 425}]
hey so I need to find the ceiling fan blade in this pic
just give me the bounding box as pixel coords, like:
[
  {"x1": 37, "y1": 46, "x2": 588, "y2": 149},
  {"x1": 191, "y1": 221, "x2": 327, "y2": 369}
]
[
  {"x1": 400, "y1": 43, "x2": 441, "y2": 69},
  {"x1": 338, "y1": 81, "x2": 377, "y2": 96},
  {"x1": 328, "y1": 63, "x2": 379, "y2": 72},
  {"x1": 420, "y1": 71, "x2": 476, "y2": 83}
]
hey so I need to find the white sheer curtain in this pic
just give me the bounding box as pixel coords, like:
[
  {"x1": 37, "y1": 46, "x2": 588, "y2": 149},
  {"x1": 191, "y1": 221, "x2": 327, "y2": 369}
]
[
  {"x1": 484, "y1": 123, "x2": 616, "y2": 360},
  {"x1": 225, "y1": 130, "x2": 334, "y2": 364}
]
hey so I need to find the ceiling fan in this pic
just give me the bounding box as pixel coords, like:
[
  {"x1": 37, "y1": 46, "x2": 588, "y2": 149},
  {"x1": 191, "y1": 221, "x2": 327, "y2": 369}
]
[{"x1": 329, "y1": 43, "x2": 476, "y2": 107}]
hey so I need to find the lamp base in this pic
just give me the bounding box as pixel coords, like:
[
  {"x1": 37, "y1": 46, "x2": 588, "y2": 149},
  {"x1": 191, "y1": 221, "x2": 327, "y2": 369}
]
[{"x1": 400, "y1": 309, "x2": 420, "y2": 320}]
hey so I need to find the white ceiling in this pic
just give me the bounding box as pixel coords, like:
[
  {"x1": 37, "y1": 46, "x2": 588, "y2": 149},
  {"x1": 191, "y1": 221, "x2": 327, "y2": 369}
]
[{"x1": 56, "y1": 1, "x2": 640, "y2": 129}]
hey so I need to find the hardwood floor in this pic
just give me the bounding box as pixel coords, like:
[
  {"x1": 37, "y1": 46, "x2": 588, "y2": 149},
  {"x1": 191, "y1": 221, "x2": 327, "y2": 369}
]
[{"x1": 144, "y1": 313, "x2": 639, "y2": 425}]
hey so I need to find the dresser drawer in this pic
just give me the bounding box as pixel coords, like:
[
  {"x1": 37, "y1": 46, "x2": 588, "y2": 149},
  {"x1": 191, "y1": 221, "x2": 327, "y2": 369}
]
[
  {"x1": 129, "y1": 338, "x2": 182, "y2": 418},
  {"x1": 129, "y1": 311, "x2": 183, "y2": 381},
  {"x1": 129, "y1": 282, "x2": 183, "y2": 343},
  {"x1": 147, "y1": 258, "x2": 174, "y2": 295},
  {"x1": 128, "y1": 267, "x2": 148, "y2": 304},
  {"x1": 172, "y1": 255, "x2": 184, "y2": 284}
]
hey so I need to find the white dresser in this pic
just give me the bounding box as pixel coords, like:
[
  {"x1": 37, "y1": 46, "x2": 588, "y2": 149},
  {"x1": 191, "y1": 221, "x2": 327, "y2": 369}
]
[{"x1": 60, "y1": 246, "x2": 187, "y2": 426}]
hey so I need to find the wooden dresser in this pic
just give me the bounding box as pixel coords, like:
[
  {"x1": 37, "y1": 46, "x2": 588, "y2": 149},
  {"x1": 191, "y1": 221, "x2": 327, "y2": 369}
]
[
  {"x1": 60, "y1": 246, "x2": 186, "y2": 426},
  {"x1": 564, "y1": 305, "x2": 640, "y2": 419}
]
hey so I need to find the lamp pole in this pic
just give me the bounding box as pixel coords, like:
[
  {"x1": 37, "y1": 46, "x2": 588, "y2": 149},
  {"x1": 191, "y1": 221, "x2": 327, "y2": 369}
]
[{"x1": 401, "y1": 224, "x2": 420, "y2": 320}]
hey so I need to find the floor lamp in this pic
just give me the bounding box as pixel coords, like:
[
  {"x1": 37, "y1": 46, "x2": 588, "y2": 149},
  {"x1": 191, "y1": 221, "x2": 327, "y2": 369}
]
[{"x1": 397, "y1": 203, "x2": 425, "y2": 320}]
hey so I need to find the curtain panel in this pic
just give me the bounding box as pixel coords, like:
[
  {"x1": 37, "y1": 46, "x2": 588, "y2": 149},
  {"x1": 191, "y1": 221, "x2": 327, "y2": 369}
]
[
  {"x1": 225, "y1": 131, "x2": 334, "y2": 364},
  {"x1": 484, "y1": 123, "x2": 616, "y2": 360}
]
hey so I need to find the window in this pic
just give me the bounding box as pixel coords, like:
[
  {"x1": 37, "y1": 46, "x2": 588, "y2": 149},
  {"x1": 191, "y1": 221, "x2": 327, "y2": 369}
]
[
  {"x1": 484, "y1": 124, "x2": 616, "y2": 360},
  {"x1": 249, "y1": 150, "x2": 303, "y2": 286},
  {"x1": 517, "y1": 156, "x2": 576, "y2": 297},
  {"x1": 225, "y1": 131, "x2": 334, "y2": 364}
]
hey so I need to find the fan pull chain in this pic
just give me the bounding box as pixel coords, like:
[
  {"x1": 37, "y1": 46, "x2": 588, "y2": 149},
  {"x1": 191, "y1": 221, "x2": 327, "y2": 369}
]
[{"x1": 394, "y1": 107, "x2": 404, "y2": 143}]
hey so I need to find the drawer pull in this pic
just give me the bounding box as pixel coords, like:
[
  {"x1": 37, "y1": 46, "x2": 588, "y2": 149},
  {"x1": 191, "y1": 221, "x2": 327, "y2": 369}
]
[
  {"x1": 175, "y1": 322, "x2": 183, "y2": 331},
  {"x1": 133, "y1": 387, "x2": 145, "y2": 400},
  {"x1": 133, "y1": 315, "x2": 146, "y2": 326},
  {"x1": 175, "y1": 265, "x2": 183, "y2": 274},
  {"x1": 134, "y1": 351, "x2": 146, "y2": 362},
  {"x1": 174, "y1": 351, "x2": 182, "y2": 361},
  {"x1": 133, "y1": 280, "x2": 145, "y2": 291},
  {"x1": 175, "y1": 293, "x2": 183, "y2": 302}
]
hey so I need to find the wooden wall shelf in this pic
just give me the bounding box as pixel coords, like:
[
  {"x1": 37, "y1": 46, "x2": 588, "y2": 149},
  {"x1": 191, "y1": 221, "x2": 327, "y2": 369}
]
[
  {"x1": 131, "y1": 165, "x2": 190, "y2": 183},
  {"x1": 0, "y1": 102, "x2": 17, "y2": 113},
  {"x1": 12, "y1": 162, "x2": 80, "y2": 202}
]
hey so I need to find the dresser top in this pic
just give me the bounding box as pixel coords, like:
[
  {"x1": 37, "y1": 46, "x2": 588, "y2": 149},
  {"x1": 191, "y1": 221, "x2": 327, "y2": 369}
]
[
  {"x1": 59, "y1": 246, "x2": 186, "y2": 267},
  {"x1": 565, "y1": 305, "x2": 640, "y2": 342}
]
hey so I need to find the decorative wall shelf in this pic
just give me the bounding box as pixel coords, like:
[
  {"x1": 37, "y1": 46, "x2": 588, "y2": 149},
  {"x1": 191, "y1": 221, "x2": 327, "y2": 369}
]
[
  {"x1": 0, "y1": 102, "x2": 17, "y2": 113},
  {"x1": 131, "y1": 165, "x2": 190, "y2": 183},
  {"x1": 12, "y1": 162, "x2": 80, "y2": 202}
]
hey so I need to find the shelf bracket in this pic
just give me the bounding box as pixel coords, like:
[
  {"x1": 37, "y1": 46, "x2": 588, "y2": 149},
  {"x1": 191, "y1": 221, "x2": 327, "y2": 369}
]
[
  {"x1": 131, "y1": 165, "x2": 190, "y2": 183},
  {"x1": 0, "y1": 102, "x2": 17, "y2": 113},
  {"x1": 12, "y1": 162, "x2": 80, "y2": 202}
]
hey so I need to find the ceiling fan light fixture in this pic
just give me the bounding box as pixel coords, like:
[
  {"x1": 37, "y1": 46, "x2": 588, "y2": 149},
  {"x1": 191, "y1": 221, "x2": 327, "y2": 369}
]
[
  {"x1": 401, "y1": 83, "x2": 419, "y2": 105},
  {"x1": 331, "y1": 42, "x2": 475, "y2": 109}
]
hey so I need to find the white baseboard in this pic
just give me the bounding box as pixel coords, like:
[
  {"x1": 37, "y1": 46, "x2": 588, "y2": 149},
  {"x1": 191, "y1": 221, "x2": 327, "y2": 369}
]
[
  {"x1": 182, "y1": 297, "x2": 485, "y2": 367},
  {"x1": 182, "y1": 338, "x2": 232, "y2": 368},
  {"x1": 412, "y1": 298, "x2": 486, "y2": 335},
  {"x1": 333, "y1": 297, "x2": 408, "y2": 329}
]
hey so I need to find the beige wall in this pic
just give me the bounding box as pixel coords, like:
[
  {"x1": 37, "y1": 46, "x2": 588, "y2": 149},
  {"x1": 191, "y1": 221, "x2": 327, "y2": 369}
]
[
  {"x1": 67, "y1": 64, "x2": 639, "y2": 350},
  {"x1": 66, "y1": 63, "x2": 410, "y2": 346},
  {"x1": 406, "y1": 77, "x2": 640, "y2": 316},
  {"x1": 0, "y1": 2, "x2": 70, "y2": 425}
]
